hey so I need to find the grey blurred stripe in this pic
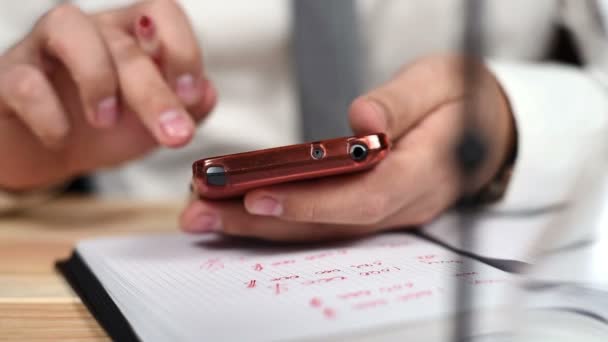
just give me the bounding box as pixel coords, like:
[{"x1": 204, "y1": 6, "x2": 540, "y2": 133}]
[{"x1": 292, "y1": 0, "x2": 362, "y2": 141}]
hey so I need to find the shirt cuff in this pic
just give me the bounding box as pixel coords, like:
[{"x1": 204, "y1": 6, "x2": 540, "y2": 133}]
[{"x1": 486, "y1": 60, "x2": 608, "y2": 212}]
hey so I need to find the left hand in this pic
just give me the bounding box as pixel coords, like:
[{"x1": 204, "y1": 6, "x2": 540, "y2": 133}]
[{"x1": 179, "y1": 55, "x2": 516, "y2": 242}]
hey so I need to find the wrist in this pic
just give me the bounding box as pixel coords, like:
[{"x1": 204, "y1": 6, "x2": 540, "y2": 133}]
[{"x1": 475, "y1": 76, "x2": 518, "y2": 203}]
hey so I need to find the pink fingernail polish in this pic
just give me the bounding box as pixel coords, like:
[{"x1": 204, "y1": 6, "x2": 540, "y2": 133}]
[
  {"x1": 176, "y1": 74, "x2": 200, "y2": 104},
  {"x1": 188, "y1": 213, "x2": 222, "y2": 233},
  {"x1": 96, "y1": 96, "x2": 119, "y2": 126},
  {"x1": 248, "y1": 196, "x2": 283, "y2": 216},
  {"x1": 159, "y1": 110, "x2": 193, "y2": 139}
]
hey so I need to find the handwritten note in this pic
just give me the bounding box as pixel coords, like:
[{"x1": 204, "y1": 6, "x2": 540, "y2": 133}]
[{"x1": 77, "y1": 232, "x2": 513, "y2": 341}]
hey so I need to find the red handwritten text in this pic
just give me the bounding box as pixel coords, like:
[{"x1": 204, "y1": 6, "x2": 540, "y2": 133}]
[
  {"x1": 270, "y1": 275, "x2": 300, "y2": 282},
  {"x1": 359, "y1": 267, "x2": 401, "y2": 277},
  {"x1": 338, "y1": 290, "x2": 372, "y2": 300},
  {"x1": 315, "y1": 269, "x2": 341, "y2": 275},
  {"x1": 397, "y1": 290, "x2": 433, "y2": 302},
  {"x1": 353, "y1": 299, "x2": 388, "y2": 310},
  {"x1": 271, "y1": 260, "x2": 296, "y2": 266},
  {"x1": 379, "y1": 282, "x2": 414, "y2": 293},
  {"x1": 302, "y1": 276, "x2": 348, "y2": 285}
]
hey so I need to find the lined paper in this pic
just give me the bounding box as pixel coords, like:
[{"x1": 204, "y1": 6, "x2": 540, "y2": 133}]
[{"x1": 77, "y1": 232, "x2": 513, "y2": 341}]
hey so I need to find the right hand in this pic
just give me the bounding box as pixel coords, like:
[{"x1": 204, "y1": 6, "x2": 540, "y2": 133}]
[{"x1": 0, "y1": 0, "x2": 217, "y2": 191}]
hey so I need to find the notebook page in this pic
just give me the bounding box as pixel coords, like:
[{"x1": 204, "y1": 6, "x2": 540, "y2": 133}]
[
  {"x1": 77, "y1": 233, "x2": 514, "y2": 341},
  {"x1": 421, "y1": 212, "x2": 558, "y2": 263}
]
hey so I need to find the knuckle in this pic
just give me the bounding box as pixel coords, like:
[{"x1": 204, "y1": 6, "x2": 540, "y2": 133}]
[
  {"x1": 105, "y1": 30, "x2": 141, "y2": 61},
  {"x1": 43, "y1": 4, "x2": 84, "y2": 28},
  {"x1": 42, "y1": 7, "x2": 88, "y2": 61},
  {"x1": 6, "y1": 65, "x2": 46, "y2": 101}
]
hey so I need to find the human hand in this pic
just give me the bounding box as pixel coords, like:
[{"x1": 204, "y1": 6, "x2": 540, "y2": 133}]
[
  {"x1": 180, "y1": 55, "x2": 515, "y2": 241},
  {"x1": 0, "y1": 0, "x2": 216, "y2": 191}
]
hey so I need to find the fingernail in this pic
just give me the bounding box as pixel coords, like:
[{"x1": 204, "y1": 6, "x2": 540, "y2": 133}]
[
  {"x1": 176, "y1": 74, "x2": 200, "y2": 104},
  {"x1": 96, "y1": 96, "x2": 119, "y2": 126},
  {"x1": 159, "y1": 110, "x2": 193, "y2": 139},
  {"x1": 187, "y1": 213, "x2": 222, "y2": 233},
  {"x1": 365, "y1": 100, "x2": 389, "y2": 132},
  {"x1": 136, "y1": 15, "x2": 155, "y2": 39},
  {"x1": 248, "y1": 196, "x2": 283, "y2": 216},
  {"x1": 135, "y1": 15, "x2": 159, "y2": 56}
]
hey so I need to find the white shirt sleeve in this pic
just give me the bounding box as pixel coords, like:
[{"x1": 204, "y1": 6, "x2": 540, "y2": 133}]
[
  {"x1": 486, "y1": 0, "x2": 608, "y2": 212},
  {"x1": 487, "y1": 61, "x2": 608, "y2": 212}
]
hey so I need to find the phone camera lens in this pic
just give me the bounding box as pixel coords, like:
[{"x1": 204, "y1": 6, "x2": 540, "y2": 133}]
[
  {"x1": 349, "y1": 143, "x2": 368, "y2": 161},
  {"x1": 311, "y1": 146, "x2": 325, "y2": 160}
]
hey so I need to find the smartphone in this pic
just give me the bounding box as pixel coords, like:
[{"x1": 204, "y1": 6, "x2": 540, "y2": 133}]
[{"x1": 192, "y1": 133, "x2": 390, "y2": 199}]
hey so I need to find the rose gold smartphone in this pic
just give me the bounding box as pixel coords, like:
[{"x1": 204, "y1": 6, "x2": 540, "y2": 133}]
[{"x1": 192, "y1": 133, "x2": 390, "y2": 199}]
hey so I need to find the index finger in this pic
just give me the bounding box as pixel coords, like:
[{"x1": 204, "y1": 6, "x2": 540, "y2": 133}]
[
  {"x1": 98, "y1": 0, "x2": 205, "y2": 104},
  {"x1": 102, "y1": 27, "x2": 195, "y2": 147}
]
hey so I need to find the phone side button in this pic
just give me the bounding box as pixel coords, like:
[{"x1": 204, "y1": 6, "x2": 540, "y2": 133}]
[{"x1": 206, "y1": 166, "x2": 227, "y2": 186}]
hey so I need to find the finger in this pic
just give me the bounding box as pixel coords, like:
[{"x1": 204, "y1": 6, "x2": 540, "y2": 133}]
[
  {"x1": 349, "y1": 55, "x2": 467, "y2": 140},
  {"x1": 378, "y1": 188, "x2": 450, "y2": 228},
  {"x1": 244, "y1": 97, "x2": 470, "y2": 226},
  {"x1": 132, "y1": 15, "x2": 214, "y2": 121},
  {"x1": 102, "y1": 28, "x2": 195, "y2": 147},
  {"x1": 241, "y1": 146, "x2": 436, "y2": 225},
  {"x1": 0, "y1": 64, "x2": 69, "y2": 147},
  {"x1": 188, "y1": 77, "x2": 218, "y2": 122},
  {"x1": 133, "y1": 15, "x2": 160, "y2": 58},
  {"x1": 35, "y1": 4, "x2": 119, "y2": 128},
  {"x1": 180, "y1": 199, "x2": 373, "y2": 242},
  {"x1": 102, "y1": 1, "x2": 205, "y2": 107}
]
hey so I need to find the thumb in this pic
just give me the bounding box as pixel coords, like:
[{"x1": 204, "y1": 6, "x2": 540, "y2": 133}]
[{"x1": 349, "y1": 55, "x2": 466, "y2": 140}]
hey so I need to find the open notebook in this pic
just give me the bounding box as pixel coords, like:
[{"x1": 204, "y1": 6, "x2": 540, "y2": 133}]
[{"x1": 58, "y1": 232, "x2": 519, "y2": 341}]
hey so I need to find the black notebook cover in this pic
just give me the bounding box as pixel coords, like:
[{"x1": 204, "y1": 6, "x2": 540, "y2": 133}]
[{"x1": 56, "y1": 252, "x2": 141, "y2": 342}]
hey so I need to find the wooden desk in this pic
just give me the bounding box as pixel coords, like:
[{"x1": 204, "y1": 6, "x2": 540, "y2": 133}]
[{"x1": 0, "y1": 197, "x2": 182, "y2": 341}]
